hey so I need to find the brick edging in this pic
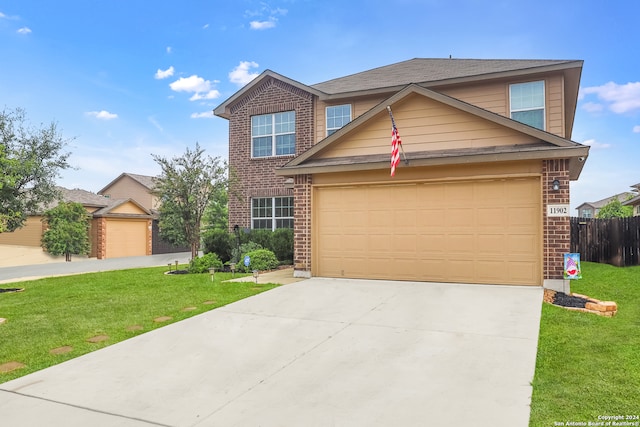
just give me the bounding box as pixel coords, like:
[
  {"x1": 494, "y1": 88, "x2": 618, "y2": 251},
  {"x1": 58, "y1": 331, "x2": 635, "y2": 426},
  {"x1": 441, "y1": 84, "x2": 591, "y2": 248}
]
[{"x1": 543, "y1": 289, "x2": 618, "y2": 317}]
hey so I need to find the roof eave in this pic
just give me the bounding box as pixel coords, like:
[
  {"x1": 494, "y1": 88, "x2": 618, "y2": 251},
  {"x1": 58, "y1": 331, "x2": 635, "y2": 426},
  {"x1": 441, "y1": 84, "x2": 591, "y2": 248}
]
[{"x1": 277, "y1": 145, "x2": 590, "y2": 180}]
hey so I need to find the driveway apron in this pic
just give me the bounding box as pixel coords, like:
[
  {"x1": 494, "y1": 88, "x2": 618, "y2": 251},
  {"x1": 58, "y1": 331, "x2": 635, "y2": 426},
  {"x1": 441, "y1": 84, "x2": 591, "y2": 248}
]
[{"x1": 0, "y1": 278, "x2": 543, "y2": 427}]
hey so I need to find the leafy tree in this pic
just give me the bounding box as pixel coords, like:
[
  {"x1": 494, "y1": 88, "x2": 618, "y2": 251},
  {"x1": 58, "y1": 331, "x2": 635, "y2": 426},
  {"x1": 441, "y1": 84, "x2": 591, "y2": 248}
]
[
  {"x1": 0, "y1": 108, "x2": 72, "y2": 233},
  {"x1": 41, "y1": 202, "x2": 91, "y2": 261},
  {"x1": 596, "y1": 199, "x2": 633, "y2": 219},
  {"x1": 152, "y1": 143, "x2": 228, "y2": 259},
  {"x1": 203, "y1": 185, "x2": 228, "y2": 230}
]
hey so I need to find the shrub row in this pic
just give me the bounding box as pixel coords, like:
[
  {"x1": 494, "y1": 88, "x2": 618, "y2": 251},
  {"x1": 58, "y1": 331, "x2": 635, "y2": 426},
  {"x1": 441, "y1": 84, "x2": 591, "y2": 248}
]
[{"x1": 202, "y1": 228, "x2": 293, "y2": 265}]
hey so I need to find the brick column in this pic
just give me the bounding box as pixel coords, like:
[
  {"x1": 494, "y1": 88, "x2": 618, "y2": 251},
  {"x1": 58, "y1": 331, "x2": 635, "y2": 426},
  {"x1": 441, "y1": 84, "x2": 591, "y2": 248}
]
[
  {"x1": 96, "y1": 218, "x2": 107, "y2": 260},
  {"x1": 293, "y1": 174, "x2": 312, "y2": 278},
  {"x1": 542, "y1": 159, "x2": 570, "y2": 291}
]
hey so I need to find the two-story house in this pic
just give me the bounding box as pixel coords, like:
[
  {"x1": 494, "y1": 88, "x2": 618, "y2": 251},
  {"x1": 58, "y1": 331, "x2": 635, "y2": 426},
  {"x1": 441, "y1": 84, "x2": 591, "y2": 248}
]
[{"x1": 214, "y1": 58, "x2": 589, "y2": 290}]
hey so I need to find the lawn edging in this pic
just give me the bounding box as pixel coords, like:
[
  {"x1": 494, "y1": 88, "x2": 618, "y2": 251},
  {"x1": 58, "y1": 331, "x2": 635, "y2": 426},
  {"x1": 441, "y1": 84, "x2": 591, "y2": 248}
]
[{"x1": 543, "y1": 288, "x2": 618, "y2": 317}]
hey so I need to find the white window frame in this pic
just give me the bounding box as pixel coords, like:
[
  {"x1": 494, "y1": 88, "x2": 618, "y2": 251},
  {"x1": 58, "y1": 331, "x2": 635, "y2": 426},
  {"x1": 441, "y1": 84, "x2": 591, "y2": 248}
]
[
  {"x1": 326, "y1": 104, "x2": 352, "y2": 136},
  {"x1": 251, "y1": 196, "x2": 294, "y2": 230},
  {"x1": 251, "y1": 111, "x2": 296, "y2": 158},
  {"x1": 509, "y1": 80, "x2": 545, "y2": 130}
]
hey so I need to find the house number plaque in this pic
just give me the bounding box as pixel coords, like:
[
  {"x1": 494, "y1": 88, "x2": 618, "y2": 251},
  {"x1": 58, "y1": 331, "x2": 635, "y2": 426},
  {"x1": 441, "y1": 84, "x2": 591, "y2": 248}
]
[{"x1": 547, "y1": 204, "x2": 570, "y2": 217}]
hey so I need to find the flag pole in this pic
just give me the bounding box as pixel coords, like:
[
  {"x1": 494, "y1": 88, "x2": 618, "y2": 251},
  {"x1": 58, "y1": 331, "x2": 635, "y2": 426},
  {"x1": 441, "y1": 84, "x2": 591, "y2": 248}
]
[{"x1": 386, "y1": 106, "x2": 409, "y2": 164}]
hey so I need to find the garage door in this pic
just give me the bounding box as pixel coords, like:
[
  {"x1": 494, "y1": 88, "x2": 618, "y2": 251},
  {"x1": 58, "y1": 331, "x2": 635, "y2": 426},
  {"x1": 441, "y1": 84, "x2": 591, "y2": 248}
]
[
  {"x1": 314, "y1": 177, "x2": 541, "y2": 285},
  {"x1": 105, "y1": 219, "x2": 148, "y2": 258}
]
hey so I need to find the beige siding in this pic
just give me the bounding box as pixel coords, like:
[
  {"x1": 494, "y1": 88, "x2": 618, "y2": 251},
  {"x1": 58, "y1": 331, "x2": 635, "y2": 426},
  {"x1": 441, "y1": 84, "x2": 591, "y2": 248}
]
[
  {"x1": 110, "y1": 201, "x2": 147, "y2": 215},
  {"x1": 315, "y1": 96, "x2": 386, "y2": 143},
  {"x1": 313, "y1": 172, "x2": 541, "y2": 285},
  {"x1": 316, "y1": 93, "x2": 539, "y2": 159},
  {"x1": 0, "y1": 216, "x2": 44, "y2": 247},
  {"x1": 440, "y1": 80, "x2": 508, "y2": 116},
  {"x1": 100, "y1": 176, "x2": 157, "y2": 210}
]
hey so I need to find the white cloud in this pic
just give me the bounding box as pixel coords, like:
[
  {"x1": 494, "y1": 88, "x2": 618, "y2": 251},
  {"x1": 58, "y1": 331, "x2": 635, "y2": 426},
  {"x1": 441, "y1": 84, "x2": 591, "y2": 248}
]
[
  {"x1": 17, "y1": 27, "x2": 31, "y2": 34},
  {"x1": 85, "y1": 110, "x2": 118, "y2": 120},
  {"x1": 148, "y1": 116, "x2": 164, "y2": 132},
  {"x1": 191, "y1": 111, "x2": 214, "y2": 119},
  {"x1": 170, "y1": 75, "x2": 211, "y2": 93},
  {"x1": 189, "y1": 90, "x2": 221, "y2": 101},
  {"x1": 166, "y1": 46, "x2": 173, "y2": 54},
  {"x1": 581, "y1": 102, "x2": 603, "y2": 113},
  {"x1": 203, "y1": 23, "x2": 209, "y2": 29},
  {"x1": 169, "y1": 75, "x2": 220, "y2": 101},
  {"x1": 0, "y1": 12, "x2": 5, "y2": 19},
  {"x1": 582, "y1": 138, "x2": 611, "y2": 149},
  {"x1": 154, "y1": 66, "x2": 175, "y2": 80},
  {"x1": 229, "y1": 61, "x2": 259, "y2": 86},
  {"x1": 250, "y1": 19, "x2": 276, "y2": 30},
  {"x1": 581, "y1": 81, "x2": 640, "y2": 114},
  {"x1": 633, "y1": 125, "x2": 640, "y2": 133}
]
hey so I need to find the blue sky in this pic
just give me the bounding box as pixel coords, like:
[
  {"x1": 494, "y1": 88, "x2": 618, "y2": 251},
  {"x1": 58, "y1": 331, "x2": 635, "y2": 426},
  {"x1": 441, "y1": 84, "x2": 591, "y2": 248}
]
[{"x1": 1, "y1": 0, "x2": 638, "y2": 210}]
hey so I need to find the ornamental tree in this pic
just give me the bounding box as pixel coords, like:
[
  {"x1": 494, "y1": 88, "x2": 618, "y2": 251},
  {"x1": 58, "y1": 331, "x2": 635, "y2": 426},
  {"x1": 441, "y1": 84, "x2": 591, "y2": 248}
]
[
  {"x1": 41, "y1": 202, "x2": 91, "y2": 261},
  {"x1": 0, "y1": 108, "x2": 72, "y2": 233}
]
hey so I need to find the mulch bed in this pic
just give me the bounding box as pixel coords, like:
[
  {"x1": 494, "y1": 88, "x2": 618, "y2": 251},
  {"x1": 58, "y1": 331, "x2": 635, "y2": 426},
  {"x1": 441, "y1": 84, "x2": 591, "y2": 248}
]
[{"x1": 553, "y1": 292, "x2": 589, "y2": 308}]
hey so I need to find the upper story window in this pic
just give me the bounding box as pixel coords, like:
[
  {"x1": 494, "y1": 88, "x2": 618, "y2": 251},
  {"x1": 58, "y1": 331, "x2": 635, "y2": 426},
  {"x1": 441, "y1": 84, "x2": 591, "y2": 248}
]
[
  {"x1": 580, "y1": 209, "x2": 593, "y2": 218},
  {"x1": 326, "y1": 104, "x2": 351, "y2": 136},
  {"x1": 251, "y1": 111, "x2": 296, "y2": 158},
  {"x1": 510, "y1": 81, "x2": 545, "y2": 130}
]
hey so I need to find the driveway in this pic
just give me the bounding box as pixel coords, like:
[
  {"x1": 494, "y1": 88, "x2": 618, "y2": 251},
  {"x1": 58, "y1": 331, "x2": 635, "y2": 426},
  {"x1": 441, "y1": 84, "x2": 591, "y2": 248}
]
[{"x1": 0, "y1": 278, "x2": 543, "y2": 427}]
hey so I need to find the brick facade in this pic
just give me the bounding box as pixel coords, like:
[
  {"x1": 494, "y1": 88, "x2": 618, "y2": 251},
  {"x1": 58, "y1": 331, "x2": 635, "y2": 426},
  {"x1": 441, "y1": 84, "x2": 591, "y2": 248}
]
[
  {"x1": 542, "y1": 159, "x2": 571, "y2": 281},
  {"x1": 293, "y1": 174, "x2": 313, "y2": 277},
  {"x1": 227, "y1": 77, "x2": 314, "y2": 230}
]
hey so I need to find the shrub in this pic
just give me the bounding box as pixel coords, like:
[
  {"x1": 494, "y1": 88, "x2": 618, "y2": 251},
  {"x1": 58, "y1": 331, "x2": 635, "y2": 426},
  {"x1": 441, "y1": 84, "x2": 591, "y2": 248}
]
[
  {"x1": 188, "y1": 252, "x2": 223, "y2": 274},
  {"x1": 271, "y1": 228, "x2": 293, "y2": 264},
  {"x1": 241, "y1": 249, "x2": 279, "y2": 272},
  {"x1": 232, "y1": 241, "x2": 263, "y2": 265},
  {"x1": 202, "y1": 229, "x2": 233, "y2": 263}
]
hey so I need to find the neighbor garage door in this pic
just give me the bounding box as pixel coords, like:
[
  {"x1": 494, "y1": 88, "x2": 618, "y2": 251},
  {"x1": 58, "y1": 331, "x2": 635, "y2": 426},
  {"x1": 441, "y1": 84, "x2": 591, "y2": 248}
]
[
  {"x1": 105, "y1": 218, "x2": 148, "y2": 258},
  {"x1": 314, "y1": 177, "x2": 541, "y2": 285}
]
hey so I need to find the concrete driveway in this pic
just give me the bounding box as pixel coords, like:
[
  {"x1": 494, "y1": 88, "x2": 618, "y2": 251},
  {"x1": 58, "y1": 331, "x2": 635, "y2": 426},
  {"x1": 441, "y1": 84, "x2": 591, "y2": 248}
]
[{"x1": 0, "y1": 278, "x2": 543, "y2": 427}]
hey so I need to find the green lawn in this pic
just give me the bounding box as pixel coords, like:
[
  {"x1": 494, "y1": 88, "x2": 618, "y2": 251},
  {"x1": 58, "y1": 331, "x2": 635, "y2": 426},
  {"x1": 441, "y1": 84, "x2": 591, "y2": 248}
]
[
  {"x1": 0, "y1": 267, "x2": 276, "y2": 384},
  {"x1": 529, "y1": 261, "x2": 640, "y2": 426}
]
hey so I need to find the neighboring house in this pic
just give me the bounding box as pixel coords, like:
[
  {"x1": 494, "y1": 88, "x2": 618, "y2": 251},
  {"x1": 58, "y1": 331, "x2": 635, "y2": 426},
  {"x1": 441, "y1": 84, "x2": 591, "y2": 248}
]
[
  {"x1": 0, "y1": 187, "x2": 153, "y2": 259},
  {"x1": 214, "y1": 58, "x2": 590, "y2": 288},
  {"x1": 98, "y1": 172, "x2": 158, "y2": 212},
  {"x1": 622, "y1": 182, "x2": 640, "y2": 216},
  {"x1": 576, "y1": 192, "x2": 636, "y2": 218}
]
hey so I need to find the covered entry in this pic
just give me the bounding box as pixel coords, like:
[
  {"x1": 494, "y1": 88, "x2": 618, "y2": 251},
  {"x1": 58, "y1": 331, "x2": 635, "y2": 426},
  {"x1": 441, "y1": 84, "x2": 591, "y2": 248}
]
[{"x1": 313, "y1": 176, "x2": 541, "y2": 285}]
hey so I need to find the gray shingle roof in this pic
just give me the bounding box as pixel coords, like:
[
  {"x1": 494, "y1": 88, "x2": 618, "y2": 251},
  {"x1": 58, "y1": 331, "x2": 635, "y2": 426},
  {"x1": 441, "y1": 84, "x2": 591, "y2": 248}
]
[{"x1": 311, "y1": 58, "x2": 579, "y2": 95}]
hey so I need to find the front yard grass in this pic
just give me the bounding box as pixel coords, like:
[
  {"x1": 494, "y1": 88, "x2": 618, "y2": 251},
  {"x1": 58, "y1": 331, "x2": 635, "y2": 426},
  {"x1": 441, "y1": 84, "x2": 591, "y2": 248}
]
[
  {"x1": 529, "y1": 261, "x2": 640, "y2": 426},
  {"x1": 0, "y1": 267, "x2": 275, "y2": 384}
]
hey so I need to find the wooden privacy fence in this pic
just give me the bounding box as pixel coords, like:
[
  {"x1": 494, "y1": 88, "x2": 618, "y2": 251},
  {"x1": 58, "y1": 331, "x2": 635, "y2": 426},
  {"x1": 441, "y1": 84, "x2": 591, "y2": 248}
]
[{"x1": 570, "y1": 217, "x2": 640, "y2": 267}]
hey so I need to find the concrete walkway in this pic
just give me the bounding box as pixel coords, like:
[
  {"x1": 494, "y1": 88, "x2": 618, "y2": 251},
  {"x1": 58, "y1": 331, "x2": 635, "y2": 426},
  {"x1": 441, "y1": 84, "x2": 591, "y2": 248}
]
[{"x1": 0, "y1": 277, "x2": 543, "y2": 426}]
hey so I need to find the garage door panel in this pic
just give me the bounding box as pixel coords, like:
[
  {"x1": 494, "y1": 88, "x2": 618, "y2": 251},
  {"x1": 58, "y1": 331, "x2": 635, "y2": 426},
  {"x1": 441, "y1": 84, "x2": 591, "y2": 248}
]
[{"x1": 314, "y1": 177, "x2": 540, "y2": 285}]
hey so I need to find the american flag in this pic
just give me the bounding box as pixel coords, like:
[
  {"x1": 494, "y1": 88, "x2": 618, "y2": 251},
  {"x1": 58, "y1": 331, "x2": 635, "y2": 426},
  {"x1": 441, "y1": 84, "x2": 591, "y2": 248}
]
[{"x1": 390, "y1": 122, "x2": 402, "y2": 177}]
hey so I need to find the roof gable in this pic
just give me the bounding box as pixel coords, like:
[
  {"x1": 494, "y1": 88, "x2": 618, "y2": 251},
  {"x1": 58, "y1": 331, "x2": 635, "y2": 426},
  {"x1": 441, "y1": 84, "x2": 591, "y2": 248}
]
[
  {"x1": 98, "y1": 173, "x2": 156, "y2": 195},
  {"x1": 278, "y1": 84, "x2": 589, "y2": 179},
  {"x1": 93, "y1": 198, "x2": 152, "y2": 217},
  {"x1": 213, "y1": 70, "x2": 322, "y2": 119}
]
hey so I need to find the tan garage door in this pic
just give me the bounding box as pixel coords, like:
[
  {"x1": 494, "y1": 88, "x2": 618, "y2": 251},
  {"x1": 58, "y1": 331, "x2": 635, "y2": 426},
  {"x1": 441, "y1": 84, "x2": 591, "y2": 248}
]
[
  {"x1": 105, "y1": 219, "x2": 148, "y2": 258},
  {"x1": 314, "y1": 177, "x2": 541, "y2": 285}
]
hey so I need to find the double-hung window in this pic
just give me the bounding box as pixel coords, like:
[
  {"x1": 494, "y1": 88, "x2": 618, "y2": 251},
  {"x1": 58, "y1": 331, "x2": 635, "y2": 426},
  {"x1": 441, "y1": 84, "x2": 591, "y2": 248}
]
[
  {"x1": 251, "y1": 111, "x2": 296, "y2": 157},
  {"x1": 326, "y1": 104, "x2": 351, "y2": 136},
  {"x1": 510, "y1": 81, "x2": 545, "y2": 130},
  {"x1": 251, "y1": 196, "x2": 294, "y2": 230}
]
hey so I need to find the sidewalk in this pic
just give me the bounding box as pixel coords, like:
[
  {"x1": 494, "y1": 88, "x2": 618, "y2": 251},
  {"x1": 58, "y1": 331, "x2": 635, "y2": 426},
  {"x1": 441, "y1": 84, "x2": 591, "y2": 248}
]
[{"x1": 0, "y1": 251, "x2": 192, "y2": 284}]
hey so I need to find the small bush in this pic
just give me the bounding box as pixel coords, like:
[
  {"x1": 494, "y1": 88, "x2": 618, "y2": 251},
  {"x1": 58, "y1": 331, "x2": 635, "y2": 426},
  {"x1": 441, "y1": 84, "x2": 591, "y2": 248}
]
[
  {"x1": 188, "y1": 252, "x2": 223, "y2": 274},
  {"x1": 202, "y1": 229, "x2": 233, "y2": 263},
  {"x1": 247, "y1": 229, "x2": 273, "y2": 250},
  {"x1": 232, "y1": 241, "x2": 263, "y2": 265},
  {"x1": 241, "y1": 249, "x2": 279, "y2": 272}
]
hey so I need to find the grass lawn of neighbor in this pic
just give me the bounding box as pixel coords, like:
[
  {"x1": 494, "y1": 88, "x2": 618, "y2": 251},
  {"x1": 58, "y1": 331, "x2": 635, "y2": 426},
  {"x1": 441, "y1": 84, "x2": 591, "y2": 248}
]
[
  {"x1": 0, "y1": 267, "x2": 275, "y2": 383},
  {"x1": 529, "y1": 261, "x2": 640, "y2": 426}
]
